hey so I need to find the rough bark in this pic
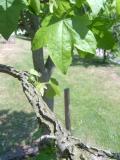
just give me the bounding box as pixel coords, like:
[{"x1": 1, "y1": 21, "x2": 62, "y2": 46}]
[{"x1": 0, "y1": 64, "x2": 120, "y2": 160}]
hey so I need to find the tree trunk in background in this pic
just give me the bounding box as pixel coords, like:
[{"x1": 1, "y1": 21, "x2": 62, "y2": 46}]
[
  {"x1": 31, "y1": 15, "x2": 54, "y2": 111},
  {"x1": 103, "y1": 50, "x2": 107, "y2": 63}
]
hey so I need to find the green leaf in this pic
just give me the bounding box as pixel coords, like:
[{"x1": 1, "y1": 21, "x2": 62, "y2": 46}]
[
  {"x1": 36, "y1": 82, "x2": 47, "y2": 96},
  {"x1": 28, "y1": 75, "x2": 36, "y2": 83},
  {"x1": 32, "y1": 20, "x2": 73, "y2": 74},
  {"x1": 116, "y1": 0, "x2": 120, "y2": 15},
  {"x1": 41, "y1": 15, "x2": 53, "y2": 27},
  {"x1": 86, "y1": 0, "x2": 106, "y2": 15},
  {"x1": 0, "y1": 0, "x2": 26, "y2": 39},
  {"x1": 32, "y1": 26, "x2": 48, "y2": 49},
  {"x1": 28, "y1": 0, "x2": 40, "y2": 15},
  {"x1": 46, "y1": 78, "x2": 60, "y2": 98},
  {"x1": 97, "y1": 31, "x2": 115, "y2": 50},
  {"x1": 49, "y1": 0, "x2": 57, "y2": 13},
  {"x1": 45, "y1": 85, "x2": 56, "y2": 98},
  {"x1": 29, "y1": 69, "x2": 40, "y2": 77},
  {"x1": 54, "y1": 0, "x2": 73, "y2": 17},
  {"x1": 35, "y1": 145, "x2": 57, "y2": 160},
  {"x1": 77, "y1": 50, "x2": 95, "y2": 58},
  {"x1": 49, "y1": 78, "x2": 61, "y2": 95},
  {"x1": 91, "y1": 16, "x2": 115, "y2": 50},
  {"x1": 91, "y1": 17, "x2": 114, "y2": 32},
  {"x1": 65, "y1": 16, "x2": 97, "y2": 54},
  {"x1": 74, "y1": 30, "x2": 97, "y2": 54},
  {"x1": 33, "y1": 16, "x2": 97, "y2": 73}
]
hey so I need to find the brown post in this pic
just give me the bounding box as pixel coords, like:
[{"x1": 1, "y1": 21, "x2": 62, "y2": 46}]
[{"x1": 64, "y1": 88, "x2": 71, "y2": 132}]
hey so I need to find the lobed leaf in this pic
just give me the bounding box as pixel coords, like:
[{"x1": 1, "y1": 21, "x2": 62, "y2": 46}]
[
  {"x1": 0, "y1": 0, "x2": 26, "y2": 39},
  {"x1": 32, "y1": 16, "x2": 97, "y2": 73},
  {"x1": 32, "y1": 20, "x2": 73, "y2": 74}
]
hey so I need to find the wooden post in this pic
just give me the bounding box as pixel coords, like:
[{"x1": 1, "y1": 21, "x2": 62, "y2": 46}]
[{"x1": 64, "y1": 88, "x2": 71, "y2": 132}]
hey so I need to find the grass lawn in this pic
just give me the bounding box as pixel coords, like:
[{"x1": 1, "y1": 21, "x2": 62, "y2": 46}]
[{"x1": 0, "y1": 38, "x2": 120, "y2": 155}]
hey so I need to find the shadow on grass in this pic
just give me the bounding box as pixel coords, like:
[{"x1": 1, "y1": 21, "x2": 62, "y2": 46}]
[
  {"x1": 0, "y1": 110, "x2": 38, "y2": 155},
  {"x1": 71, "y1": 55, "x2": 116, "y2": 68}
]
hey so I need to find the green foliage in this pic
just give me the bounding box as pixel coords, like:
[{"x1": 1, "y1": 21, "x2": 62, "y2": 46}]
[
  {"x1": 0, "y1": 0, "x2": 119, "y2": 73},
  {"x1": 36, "y1": 82, "x2": 47, "y2": 96},
  {"x1": 32, "y1": 15, "x2": 97, "y2": 73},
  {"x1": 46, "y1": 78, "x2": 61, "y2": 98},
  {"x1": 29, "y1": 68, "x2": 40, "y2": 84},
  {"x1": 32, "y1": 19, "x2": 73, "y2": 73},
  {"x1": 29, "y1": 68, "x2": 41, "y2": 77},
  {"x1": 28, "y1": 69, "x2": 60, "y2": 97},
  {"x1": 97, "y1": 31, "x2": 115, "y2": 49},
  {"x1": 49, "y1": 78, "x2": 61, "y2": 95},
  {"x1": 27, "y1": 0, "x2": 41, "y2": 15},
  {"x1": 116, "y1": 0, "x2": 120, "y2": 15},
  {"x1": 29, "y1": 69, "x2": 47, "y2": 96},
  {"x1": 91, "y1": 13, "x2": 116, "y2": 50},
  {"x1": 53, "y1": 0, "x2": 73, "y2": 17},
  {"x1": 68, "y1": 16, "x2": 97, "y2": 54},
  {"x1": 103, "y1": 0, "x2": 116, "y2": 18},
  {"x1": 0, "y1": 0, "x2": 26, "y2": 39},
  {"x1": 35, "y1": 145, "x2": 57, "y2": 160}
]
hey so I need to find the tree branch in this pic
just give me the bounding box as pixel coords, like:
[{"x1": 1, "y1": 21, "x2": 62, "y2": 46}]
[
  {"x1": 0, "y1": 64, "x2": 20, "y2": 79},
  {"x1": 0, "y1": 64, "x2": 120, "y2": 160}
]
